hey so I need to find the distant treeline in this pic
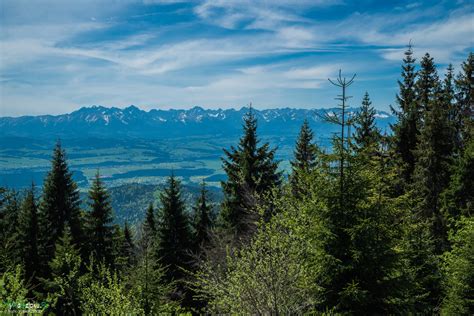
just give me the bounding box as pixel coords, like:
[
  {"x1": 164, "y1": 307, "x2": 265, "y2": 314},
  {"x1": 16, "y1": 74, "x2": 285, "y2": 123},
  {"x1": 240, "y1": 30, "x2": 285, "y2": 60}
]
[{"x1": 0, "y1": 48, "x2": 472, "y2": 314}]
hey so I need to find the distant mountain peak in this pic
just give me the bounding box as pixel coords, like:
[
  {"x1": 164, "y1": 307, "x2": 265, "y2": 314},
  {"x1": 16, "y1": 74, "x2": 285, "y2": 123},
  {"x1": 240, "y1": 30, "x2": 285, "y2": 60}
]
[{"x1": 124, "y1": 105, "x2": 141, "y2": 112}]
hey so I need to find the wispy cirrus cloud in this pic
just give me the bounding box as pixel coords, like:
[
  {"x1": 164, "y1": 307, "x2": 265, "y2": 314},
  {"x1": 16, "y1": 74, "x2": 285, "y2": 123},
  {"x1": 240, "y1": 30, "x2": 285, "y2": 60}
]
[{"x1": 0, "y1": 0, "x2": 472, "y2": 116}]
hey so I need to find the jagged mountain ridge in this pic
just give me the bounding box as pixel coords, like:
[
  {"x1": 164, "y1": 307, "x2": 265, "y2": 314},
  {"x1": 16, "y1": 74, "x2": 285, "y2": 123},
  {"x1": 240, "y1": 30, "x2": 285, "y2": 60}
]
[{"x1": 0, "y1": 105, "x2": 394, "y2": 138}]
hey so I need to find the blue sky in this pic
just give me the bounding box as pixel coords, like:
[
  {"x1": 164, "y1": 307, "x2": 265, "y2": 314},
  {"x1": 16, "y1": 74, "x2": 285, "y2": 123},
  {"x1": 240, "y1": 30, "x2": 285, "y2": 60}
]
[{"x1": 0, "y1": 0, "x2": 472, "y2": 116}]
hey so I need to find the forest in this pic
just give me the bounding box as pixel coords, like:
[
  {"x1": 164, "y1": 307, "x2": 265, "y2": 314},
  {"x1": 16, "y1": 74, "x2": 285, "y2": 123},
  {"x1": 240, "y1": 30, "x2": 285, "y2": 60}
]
[{"x1": 0, "y1": 47, "x2": 473, "y2": 315}]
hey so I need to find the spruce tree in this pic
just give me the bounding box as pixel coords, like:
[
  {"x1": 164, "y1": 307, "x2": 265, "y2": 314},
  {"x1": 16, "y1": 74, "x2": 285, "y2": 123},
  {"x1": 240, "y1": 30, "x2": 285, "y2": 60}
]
[
  {"x1": 0, "y1": 189, "x2": 21, "y2": 272},
  {"x1": 417, "y1": 53, "x2": 440, "y2": 115},
  {"x1": 144, "y1": 203, "x2": 156, "y2": 238},
  {"x1": 38, "y1": 141, "x2": 83, "y2": 277},
  {"x1": 390, "y1": 44, "x2": 419, "y2": 187},
  {"x1": 443, "y1": 64, "x2": 461, "y2": 156},
  {"x1": 317, "y1": 71, "x2": 404, "y2": 313},
  {"x1": 136, "y1": 221, "x2": 160, "y2": 314},
  {"x1": 42, "y1": 228, "x2": 82, "y2": 315},
  {"x1": 401, "y1": 212, "x2": 441, "y2": 314},
  {"x1": 128, "y1": 221, "x2": 172, "y2": 315},
  {"x1": 86, "y1": 171, "x2": 114, "y2": 267},
  {"x1": 122, "y1": 222, "x2": 136, "y2": 267},
  {"x1": 454, "y1": 52, "x2": 474, "y2": 151},
  {"x1": 354, "y1": 92, "x2": 380, "y2": 149},
  {"x1": 16, "y1": 185, "x2": 40, "y2": 288},
  {"x1": 442, "y1": 137, "x2": 474, "y2": 222},
  {"x1": 156, "y1": 174, "x2": 193, "y2": 283},
  {"x1": 290, "y1": 119, "x2": 319, "y2": 195},
  {"x1": 221, "y1": 107, "x2": 281, "y2": 236},
  {"x1": 193, "y1": 181, "x2": 213, "y2": 253},
  {"x1": 413, "y1": 58, "x2": 454, "y2": 254}
]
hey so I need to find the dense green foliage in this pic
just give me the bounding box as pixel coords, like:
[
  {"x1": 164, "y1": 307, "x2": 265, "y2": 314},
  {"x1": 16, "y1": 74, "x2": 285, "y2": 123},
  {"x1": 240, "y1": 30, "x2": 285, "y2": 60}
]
[
  {"x1": 290, "y1": 119, "x2": 320, "y2": 195},
  {"x1": 0, "y1": 49, "x2": 472, "y2": 314},
  {"x1": 220, "y1": 107, "x2": 281, "y2": 236},
  {"x1": 86, "y1": 172, "x2": 115, "y2": 266}
]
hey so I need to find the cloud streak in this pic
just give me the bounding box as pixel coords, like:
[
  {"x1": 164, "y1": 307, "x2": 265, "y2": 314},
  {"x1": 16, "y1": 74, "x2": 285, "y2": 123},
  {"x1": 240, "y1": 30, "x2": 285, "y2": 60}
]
[{"x1": 0, "y1": 0, "x2": 472, "y2": 116}]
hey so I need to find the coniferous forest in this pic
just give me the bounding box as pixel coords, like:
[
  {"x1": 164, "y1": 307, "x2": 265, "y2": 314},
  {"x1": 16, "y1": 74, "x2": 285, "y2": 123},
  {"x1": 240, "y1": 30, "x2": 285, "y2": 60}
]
[{"x1": 1, "y1": 48, "x2": 473, "y2": 315}]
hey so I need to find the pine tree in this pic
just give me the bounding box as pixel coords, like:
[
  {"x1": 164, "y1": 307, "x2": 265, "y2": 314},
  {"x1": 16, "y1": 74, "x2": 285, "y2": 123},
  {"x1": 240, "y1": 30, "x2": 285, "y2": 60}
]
[
  {"x1": 86, "y1": 171, "x2": 114, "y2": 267},
  {"x1": 193, "y1": 181, "x2": 213, "y2": 253},
  {"x1": 401, "y1": 212, "x2": 441, "y2": 314},
  {"x1": 443, "y1": 64, "x2": 461, "y2": 157},
  {"x1": 221, "y1": 107, "x2": 281, "y2": 236},
  {"x1": 156, "y1": 174, "x2": 193, "y2": 283},
  {"x1": 390, "y1": 44, "x2": 419, "y2": 187},
  {"x1": 0, "y1": 189, "x2": 21, "y2": 272},
  {"x1": 290, "y1": 119, "x2": 319, "y2": 195},
  {"x1": 16, "y1": 184, "x2": 40, "y2": 288},
  {"x1": 42, "y1": 228, "x2": 82, "y2": 315},
  {"x1": 442, "y1": 137, "x2": 474, "y2": 222},
  {"x1": 122, "y1": 222, "x2": 136, "y2": 268},
  {"x1": 454, "y1": 52, "x2": 474, "y2": 151},
  {"x1": 417, "y1": 53, "x2": 440, "y2": 115},
  {"x1": 38, "y1": 141, "x2": 83, "y2": 277},
  {"x1": 354, "y1": 92, "x2": 380, "y2": 149},
  {"x1": 413, "y1": 58, "x2": 454, "y2": 254},
  {"x1": 315, "y1": 71, "x2": 406, "y2": 313},
  {"x1": 136, "y1": 221, "x2": 160, "y2": 315},
  {"x1": 144, "y1": 202, "x2": 156, "y2": 238}
]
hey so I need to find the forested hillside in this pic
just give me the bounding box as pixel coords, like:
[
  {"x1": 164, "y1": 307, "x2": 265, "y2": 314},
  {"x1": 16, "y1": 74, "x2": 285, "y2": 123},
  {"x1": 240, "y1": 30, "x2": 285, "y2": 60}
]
[{"x1": 0, "y1": 49, "x2": 472, "y2": 314}]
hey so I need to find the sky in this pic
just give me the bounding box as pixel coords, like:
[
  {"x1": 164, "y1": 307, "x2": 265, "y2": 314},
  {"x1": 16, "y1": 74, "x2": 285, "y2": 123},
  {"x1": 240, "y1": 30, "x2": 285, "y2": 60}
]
[{"x1": 0, "y1": 0, "x2": 473, "y2": 116}]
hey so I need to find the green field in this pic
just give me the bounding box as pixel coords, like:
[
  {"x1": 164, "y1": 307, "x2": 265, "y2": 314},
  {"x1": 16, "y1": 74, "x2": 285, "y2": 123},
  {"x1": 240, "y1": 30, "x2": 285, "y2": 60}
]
[{"x1": 0, "y1": 134, "x2": 297, "y2": 191}]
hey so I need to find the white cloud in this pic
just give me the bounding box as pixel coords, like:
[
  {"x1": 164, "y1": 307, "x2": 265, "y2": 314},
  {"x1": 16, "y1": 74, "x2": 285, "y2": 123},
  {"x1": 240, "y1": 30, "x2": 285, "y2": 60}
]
[{"x1": 1, "y1": 0, "x2": 472, "y2": 116}]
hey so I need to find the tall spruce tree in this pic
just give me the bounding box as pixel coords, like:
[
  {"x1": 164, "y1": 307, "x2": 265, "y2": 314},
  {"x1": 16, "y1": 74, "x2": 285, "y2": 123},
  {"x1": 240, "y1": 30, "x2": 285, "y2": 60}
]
[
  {"x1": 144, "y1": 203, "x2": 156, "y2": 238},
  {"x1": 290, "y1": 119, "x2": 319, "y2": 195},
  {"x1": 413, "y1": 57, "x2": 454, "y2": 254},
  {"x1": 443, "y1": 64, "x2": 461, "y2": 156},
  {"x1": 193, "y1": 181, "x2": 213, "y2": 253},
  {"x1": 454, "y1": 52, "x2": 474, "y2": 151},
  {"x1": 38, "y1": 141, "x2": 83, "y2": 278},
  {"x1": 390, "y1": 44, "x2": 419, "y2": 187},
  {"x1": 86, "y1": 171, "x2": 114, "y2": 266},
  {"x1": 314, "y1": 71, "x2": 405, "y2": 313},
  {"x1": 318, "y1": 113, "x2": 403, "y2": 313},
  {"x1": 221, "y1": 107, "x2": 281, "y2": 236},
  {"x1": 16, "y1": 185, "x2": 40, "y2": 288},
  {"x1": 354, "y1": 92, "x2": 380, "y2": 149},
  {"x1": 417, "y1": 53, "x2": 440, "y2": 115},
  {"x1": 122, "y1": 222, "x2": 136, "y2": 268},
  {"x1": 156, "y1": 174, "x2": 193, "y2": 283}
]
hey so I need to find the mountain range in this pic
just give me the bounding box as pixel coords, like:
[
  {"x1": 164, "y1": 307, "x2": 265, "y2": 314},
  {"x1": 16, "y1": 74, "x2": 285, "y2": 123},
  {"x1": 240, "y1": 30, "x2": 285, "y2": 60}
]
[{"x1": 0, "y1": 105, "x2": 395, "y2": 139}]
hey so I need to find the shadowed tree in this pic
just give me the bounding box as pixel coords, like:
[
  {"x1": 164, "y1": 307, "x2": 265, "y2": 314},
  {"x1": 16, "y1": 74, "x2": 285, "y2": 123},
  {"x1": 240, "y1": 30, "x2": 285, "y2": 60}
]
[
  {"x1": 16, "y1": 184, "x2": 40, "y2": 290},
  {"x1": 86, "y1": 171, "x2": 114, "y2": 267},
  {"x1": 156, "y1": 174, "x2": 193, "y2": 283},
  {"x1": 390, "y1": 43, "x2": 419, "y2": 188},
  {"x1": 38, "y1": 141, "x2": 84, "y2": 278},
  {"x1": 193, "y1": 181, "x2": 213, "y2": 254}
]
